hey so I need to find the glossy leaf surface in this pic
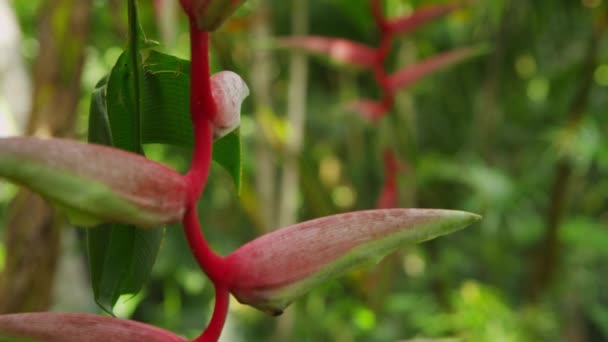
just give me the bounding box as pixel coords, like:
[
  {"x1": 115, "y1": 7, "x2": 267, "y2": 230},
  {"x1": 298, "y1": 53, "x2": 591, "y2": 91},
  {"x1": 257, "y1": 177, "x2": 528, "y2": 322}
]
[
  {"x1": 87, "y1": 1, "x2": 165, "y2": 314},
  {"x1": 88, "y1": 93, "x2": 168, "y2": 312},
  {"x1": 141, "y1": 50, "x2": 243, "y2": 190}
]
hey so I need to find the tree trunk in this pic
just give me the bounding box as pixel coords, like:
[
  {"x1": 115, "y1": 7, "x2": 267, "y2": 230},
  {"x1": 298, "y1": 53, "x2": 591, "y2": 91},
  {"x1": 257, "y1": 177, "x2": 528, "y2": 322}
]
[
  {"x1": 277, "y1": 0, "x2": 309, "y2": 229},
  {"x1": 0, "y1": 0, "x2": 92, "y2": 313},
  {"x1": 274, "y1": 0, "x2": 309, "y2": 340},
  {"x1": 250, "y1": 0, "x2": 278, "y2": 231},
  {"x1": 528, "y1": 14, "x2": 606, "y2": 302}
]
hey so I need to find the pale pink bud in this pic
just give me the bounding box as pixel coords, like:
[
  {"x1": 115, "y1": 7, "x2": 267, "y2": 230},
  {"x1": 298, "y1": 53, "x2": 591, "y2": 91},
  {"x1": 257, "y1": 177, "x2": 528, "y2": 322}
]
[{"x1": 210, "y1": 70, "x2": 249, "y2": 139}]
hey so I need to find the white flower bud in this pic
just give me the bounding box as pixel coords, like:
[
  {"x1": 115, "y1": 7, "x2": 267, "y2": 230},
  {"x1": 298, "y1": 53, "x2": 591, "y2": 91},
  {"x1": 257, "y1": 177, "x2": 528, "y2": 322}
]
[{"x1": 210, "y1": 70, "x2": 249, "y2": 139}]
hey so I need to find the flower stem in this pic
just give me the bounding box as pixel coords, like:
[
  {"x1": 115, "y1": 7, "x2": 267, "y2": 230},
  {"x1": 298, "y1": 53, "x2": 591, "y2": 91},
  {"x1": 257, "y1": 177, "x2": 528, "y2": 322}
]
[
  {"x1": 127, "y1": 0, "x2": 144, "y2": 153},
  {"x1": 182, "y1": 205, "x2": 225, "y2": 284},
  {"x1": 186, "y1": 22, "x2": 217, "y2": 200},
  {"x1": 179, "y1": 5, "x2": 228, "y2": 341},
  {"x1": 194, "y1": 285, "x2": 230, "y2": 342},
  {"x1": 370, "y1": 0, "x2": 388, "y2": 33}
]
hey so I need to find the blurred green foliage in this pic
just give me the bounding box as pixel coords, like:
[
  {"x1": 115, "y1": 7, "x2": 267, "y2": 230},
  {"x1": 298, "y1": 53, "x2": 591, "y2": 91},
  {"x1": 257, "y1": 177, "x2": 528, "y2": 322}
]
[{"x1": 2, "y1": 0, "x2": 607, "y2": 341}]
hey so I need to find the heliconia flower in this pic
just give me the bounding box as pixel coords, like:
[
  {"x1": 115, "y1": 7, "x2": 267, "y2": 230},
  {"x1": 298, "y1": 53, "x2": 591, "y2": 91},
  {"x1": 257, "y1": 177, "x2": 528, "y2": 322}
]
[
  {"x1": 223, "y1": 208, "x2": 480, "y2": 315},
  {"x1": 210, "y1": 70, "x2": 249, "y2": 139},
  {"x1": 0, "y1": 137, "x2": 189, "y2": 228},
  {"x1": 0, "y1": 312, "x2": 187, "y2": 342},
  {"x1": 386, "y1": 2, "x2": 464, "y2": 36},
  {"x1": 387, "y1": 46, "x2": 484, "y2": 93},
  {"x1": 277, "y1": 36, "x2": 378, "y2": 69},
  {"x1": 346, "y1": 99, "x2": 389, "y2": 122},
  {"x1": 192, "y1": 0, "x2": 247, "y2": 31}
]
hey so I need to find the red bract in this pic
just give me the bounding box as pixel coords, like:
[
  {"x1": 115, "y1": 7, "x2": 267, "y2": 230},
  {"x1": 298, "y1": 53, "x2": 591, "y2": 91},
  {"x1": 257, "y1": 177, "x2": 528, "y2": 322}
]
[
  {"x1": 224, "y1": 209, "x2": 480, "y2": 314},
  {"x1": 388, "y1": 47, "x2": 481, "y2": 92},
  {"x1": 386, "y1": 2, "x2": 463, "y2": 35},
  {"x1": 0, "y1": 312, "x2": 187, "y2": 342},
  {"x1": 0, "y1": 2, "x2": 482, "y2": 342},
  {"x1": 376, "y1": 149, "x2": 400, "y2": 209},
  {"x1": 275, "y1": 1, "x2": 479, "y2": 123},
  {"x1": 346, "y1": 99, "x2": 389, "y2": 122},
  {"x1": 278, "y1": 36, "x2": 378, "y2": 68},
  {"x1": 267, "y1": 34, "x2": 480, "y2": 123},
  {"x1": 0, "y1": 137, "x2": 189, "y2": 228}
]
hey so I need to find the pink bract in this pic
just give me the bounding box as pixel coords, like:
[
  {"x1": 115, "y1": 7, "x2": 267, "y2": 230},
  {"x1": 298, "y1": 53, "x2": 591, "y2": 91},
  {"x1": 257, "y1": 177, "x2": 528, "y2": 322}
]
[{"x1": 0, "y1": 312, "x2": 187, "y2": 342}]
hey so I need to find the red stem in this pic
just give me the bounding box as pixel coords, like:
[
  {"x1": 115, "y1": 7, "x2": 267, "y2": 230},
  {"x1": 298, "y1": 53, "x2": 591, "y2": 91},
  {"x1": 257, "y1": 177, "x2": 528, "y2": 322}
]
[
  {"x1": 183, "y1": 205, "x2": 226, "y2": 284},
  {"x1": 183, "y1": 205, "x2": 229, "y2": 340},
  {"x1": 194, "y1": 285, "x2": 230, "y2": 342},
  {"x1": 180, "y1": 0, "x2": 193, "y2": 16},
  {"x1": 370, "y1": 0, "x2": 388, "y2": 33},
  {"x1": 371, "y1": 2, "x2": 394, "y2": 118},
  {"x1": 367, "y1": 0, "x2": 395, "y2": 119},
  {"x1": 185, "y1": 22, "x2": 218, "y2": 200},
  {"x1": 179, "y1": 5, "x2": 228, "y2": 341},
  {"x1": 186, "y1": 118, "x2": 214, "y2": 201}
]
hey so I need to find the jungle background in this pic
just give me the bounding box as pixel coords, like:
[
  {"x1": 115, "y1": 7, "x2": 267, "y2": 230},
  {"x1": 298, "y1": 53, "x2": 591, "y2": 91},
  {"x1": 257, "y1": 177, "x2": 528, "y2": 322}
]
[{"x1": 0, "y1": 0, "x2": 607, "y2": 341}]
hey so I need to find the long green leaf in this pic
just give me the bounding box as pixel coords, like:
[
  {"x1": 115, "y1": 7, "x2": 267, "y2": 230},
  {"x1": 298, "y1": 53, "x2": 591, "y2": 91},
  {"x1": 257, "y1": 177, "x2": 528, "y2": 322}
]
[
  {"x1": 87, "y1": 0, "x2": 163, "y2": 314},
  {"x1": 106, "y1": 50, "x2": 141, "y2": 153},
  {"x1": 88, "y1": 78, "x2": 165, "y2": 312}
]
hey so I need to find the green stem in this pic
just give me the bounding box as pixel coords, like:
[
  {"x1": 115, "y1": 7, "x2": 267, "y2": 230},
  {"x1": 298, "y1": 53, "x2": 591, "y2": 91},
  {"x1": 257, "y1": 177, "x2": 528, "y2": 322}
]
[{"x1": 127, "y1": 0, "x2": 143, "y2": 153}]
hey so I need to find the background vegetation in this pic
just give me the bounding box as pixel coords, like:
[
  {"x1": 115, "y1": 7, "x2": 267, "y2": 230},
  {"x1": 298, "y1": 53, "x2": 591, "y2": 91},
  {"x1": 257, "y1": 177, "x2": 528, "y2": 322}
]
[{"x1": 0, "y1": 0, "x2": 607, "y2": 341}]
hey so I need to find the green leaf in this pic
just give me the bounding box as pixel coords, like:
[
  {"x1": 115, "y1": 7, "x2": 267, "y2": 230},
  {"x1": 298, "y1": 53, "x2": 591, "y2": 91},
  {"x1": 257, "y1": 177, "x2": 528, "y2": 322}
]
[
  {"x1": 87, "y1": 0, "x2": 162, "y2": 314},
  {"x1": 87, "y1": 223, "x2": 164, "y2": 312},
  {"x1": 141, "y1": 50, "x2": 242, "y2": 190},
  {"x1": 212, "y1": 129, "x2": 242, "y2": 191},
  {"x1": 87, "y1": 77, "x2": 170, "y2": 312},
  {"x1": 107, "y1": 51, "x2": 142, "y2": 153},
  {"x1": 140, "y1": 51, "x2": 193, "y2": 147},
  {"x1": 87, "y1": 76, "x2": 112, "y2": 144},
  {"x1": 0, "y1": 334, "x2": 37, "y2": 342}
]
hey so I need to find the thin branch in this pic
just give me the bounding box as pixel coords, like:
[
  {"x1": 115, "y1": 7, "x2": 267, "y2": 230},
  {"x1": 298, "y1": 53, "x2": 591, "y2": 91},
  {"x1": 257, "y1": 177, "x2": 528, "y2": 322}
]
[
  {"x1": 194, "y1": 285, "x2": 230, "y2": 342},
  {"x1": 127, "y1": 0, "x2": 143, "y2": 153}
]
